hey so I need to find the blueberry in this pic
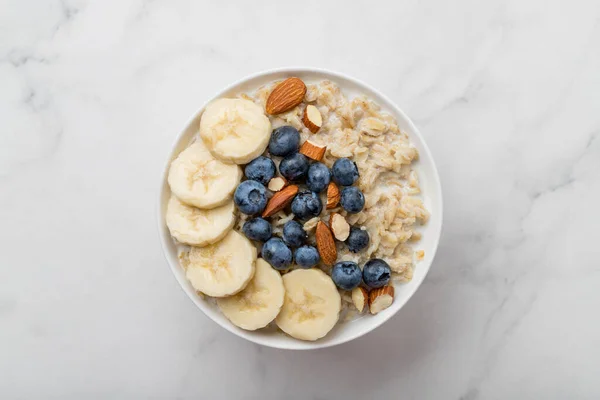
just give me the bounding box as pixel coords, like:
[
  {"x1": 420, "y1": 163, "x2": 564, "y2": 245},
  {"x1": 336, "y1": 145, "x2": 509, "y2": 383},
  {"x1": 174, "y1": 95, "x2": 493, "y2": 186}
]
[
  {"x1": 244, "y1": 156, "x2": 275, "y2": 185},
  {"x1": 242, "y1": 217, "x2": 272, "y2": 242},
  {"x1": 294, "y1": 245, "x2": 320, "y2": 268},
  {"x1": 331, "y1": 261, "x2": 362, "y2": 290},
  {"x1": 291, "y1": 191, "x2": 322, "y2": 220},
  {"x1": 282, "y1": 220, "x2": 307, "y2": 248},
  {"x1": 262, "y1": 238, "x2": 293, "y2": 270},
  {"x1": 234, "y1": 180, "x2": 268, "y2": 215},
  {"x1": 306, "y1": 163, "x2": 331, "y2": 193},
  {"x1": 362, "y1": 259, "x2": 391, "y2": 288},
  {"x1": 279, "y1": 153, "x2": 309, "y2": 182},
  {"x1": 340, "y1": 186, "x2": 365, "y2": 213},
  {"x1": 346, "y1": 227, "x2": 369, "y2": 253},
  {"x1": 331, "y1": 158, "x2": 359, "y2": 186},
  {"x1": 269, "y1": 126, "x2": 300, "y2": 157}
]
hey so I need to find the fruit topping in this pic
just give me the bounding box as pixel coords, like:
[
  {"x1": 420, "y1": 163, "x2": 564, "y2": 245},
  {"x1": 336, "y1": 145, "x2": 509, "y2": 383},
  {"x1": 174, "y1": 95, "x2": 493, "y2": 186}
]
[
  {"x1": 331, "y1": 261, "x2": 362, "y2": 291},
  {"x1": 262, "y1": 238, "x2": 293, "y2": 271},
  {"x1": 275, "y1": 269, "x2": 341, "y2": 341},
  {"x1": 346, "y1": 227, "x2": 369, "y2": 253},
  {"x1": 269, "y1": 125, "x2": 300, "y2": 157},
  {"x1": 282, "y1": 220, "x2": 307, "y2": 248},
  {"x1": 199, "y1": 98, "x2": 271, "y2": 164},
  {"x1": 331, "y1": 157, "x2": 359, "y2": 186},
  {"x1": 294, "y1": 245, "x2": 320, "y2": 269},
  {"x1": 242, "y1": 217, "x2": 272, "y2": 242},
  {"x1": 340, "y1": 186, "x2": 365, "y2": 214},
  {"x1": 291, "y1": 190, "x2": 323, "y2": 220},
  {"x1": 245, "y1": 156, "x2": 276, "y2": 185},
  {"x1": 306, "y1": 162, "x2": 331, "y2": 193},
  {"x1": 234, "y1": 180, "x2": 268, "y2": 215},
  {"x1": 362, "y1": 259, "x2": 391, "y2": 289},
  {"x1": 351, "y1": 287, "x2": 368, "y2": 313}
]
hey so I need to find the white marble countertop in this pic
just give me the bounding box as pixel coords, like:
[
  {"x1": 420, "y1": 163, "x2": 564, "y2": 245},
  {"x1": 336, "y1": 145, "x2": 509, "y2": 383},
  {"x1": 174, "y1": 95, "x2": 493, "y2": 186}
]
[{"x1": 1, "y1": 0, "x2": 599, "y2": 398}]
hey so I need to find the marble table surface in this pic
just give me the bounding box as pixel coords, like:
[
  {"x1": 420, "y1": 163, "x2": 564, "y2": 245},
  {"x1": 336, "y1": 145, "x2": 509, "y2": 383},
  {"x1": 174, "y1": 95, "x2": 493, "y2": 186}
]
[{"x1": 1, "y1": 0, "x2": 599, "y2": 398}]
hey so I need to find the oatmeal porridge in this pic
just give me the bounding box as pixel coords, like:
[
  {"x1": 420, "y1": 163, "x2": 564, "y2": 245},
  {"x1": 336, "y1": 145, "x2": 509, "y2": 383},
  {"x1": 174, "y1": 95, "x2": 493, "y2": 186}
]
[{"x1": 164, "y1": 77, "x2": 429, "y2": 341}]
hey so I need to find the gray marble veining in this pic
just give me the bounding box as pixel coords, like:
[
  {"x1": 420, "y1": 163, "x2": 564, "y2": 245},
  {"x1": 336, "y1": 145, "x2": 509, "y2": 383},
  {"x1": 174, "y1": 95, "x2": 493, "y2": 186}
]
[{"x1": 1, "y1": 0, "x2": 599, "y2": 398}]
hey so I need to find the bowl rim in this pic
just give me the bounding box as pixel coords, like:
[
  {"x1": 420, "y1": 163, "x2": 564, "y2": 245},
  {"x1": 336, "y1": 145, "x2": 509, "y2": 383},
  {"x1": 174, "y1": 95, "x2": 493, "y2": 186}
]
[{"x1": 157, "y1": 67, "x2": 443, "y2": 350}]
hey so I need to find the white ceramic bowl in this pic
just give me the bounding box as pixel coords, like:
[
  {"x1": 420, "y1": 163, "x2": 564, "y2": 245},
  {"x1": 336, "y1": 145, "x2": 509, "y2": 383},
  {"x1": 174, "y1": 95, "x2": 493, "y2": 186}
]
[{"x1": 158, "y1": 68, "x2": 443, "y2": 350}]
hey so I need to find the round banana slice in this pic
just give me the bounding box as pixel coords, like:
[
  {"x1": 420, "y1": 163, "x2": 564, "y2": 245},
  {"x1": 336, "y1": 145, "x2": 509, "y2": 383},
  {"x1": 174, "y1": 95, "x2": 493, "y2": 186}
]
[
  {"x1": 165, "y1": 195, "x2": 235, "y2": 247},
  {"x1": 275, "y1": 269, "x2": 341, "y2": 341},
  {"x1": 168, "y1": 140, "x2": 242, "y2": 209},
  {"x1": 217, "y1": 259, "x2": 285, "y2": 330},
  {"x1": 199, "y1": 98, "x2": 271, "y2": 165},
  {"x1": 186, "y1": 230, "x2": 257, "y2": 297}
]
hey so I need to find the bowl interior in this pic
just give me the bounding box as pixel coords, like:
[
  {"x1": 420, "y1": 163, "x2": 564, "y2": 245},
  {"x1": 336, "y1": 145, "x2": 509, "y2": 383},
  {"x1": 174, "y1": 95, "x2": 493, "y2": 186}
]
[{"x1": 158, "y1": 68, "x2": 443, "y2": 350}]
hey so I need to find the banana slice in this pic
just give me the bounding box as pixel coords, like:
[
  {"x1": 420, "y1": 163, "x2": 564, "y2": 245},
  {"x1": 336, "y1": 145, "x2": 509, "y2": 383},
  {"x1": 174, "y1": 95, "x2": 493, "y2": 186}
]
[
  {"x1": 199, "y1": 98, "x2": 271, "y2": 165},
  {"x1": 275, "y1": 269, "x2": 341, "y2": 341},
  {"x1": 165, "y1": 195, "x2": 235, "y2": 247},
  {"x1": 185, "y1": 230, "x2": 257, "y2": 297},
  {"x1": 168, "y1": 140, "x2": 242, "y2": 209},
  {"x1": 217, "y1": 259, "x2": 285, "y2": 330}
]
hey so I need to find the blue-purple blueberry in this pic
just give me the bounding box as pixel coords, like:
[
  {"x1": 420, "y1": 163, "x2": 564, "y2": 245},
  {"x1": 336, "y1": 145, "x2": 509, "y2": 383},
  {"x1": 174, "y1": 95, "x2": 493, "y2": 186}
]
[
  {"x1": 294, "y1": 245, "x2": 320, "y2": 268},
  {"x1": 331, "y1": 261, "x2": 362, "y2": 290},
  {"x1": 362, "y1": 259, "x2": 391, "y2": 288},
  {"x1": 262, "y1": 238, "x2": 293, "y2": 270},
  {"x1": 340, "y1": 186, "x2": 365, "y2": 214},
  {"x1": 306, "y1": 162, "x2": 331, "y2": 193},
  {"x1": 234, "y1": 180, "x2": 268, "y2": 215},
  {"x1": 244, "y1": 156, "x2": 275, "y2": 185},
  {"x1": 331, "y1": 158, "x2": 359, "y2": 186},
  {"x1": 346, "y1": 227, "x2": 369, "y2": 253},
  {"x1": 279, "y1": 153, "x2": 309, "y2": 182},
  {"x1": 269, "y1": 126, "x2": 300, "y2": 157},
  {"x1": 282, "y1": 220, "x2": 307, "y2": 248},
  {"x1": 242, "y1": 217, "x2": 272, "y2": 242},
  {"x1": 291, "y1": 190, "x2": 322, "y2": 220}
]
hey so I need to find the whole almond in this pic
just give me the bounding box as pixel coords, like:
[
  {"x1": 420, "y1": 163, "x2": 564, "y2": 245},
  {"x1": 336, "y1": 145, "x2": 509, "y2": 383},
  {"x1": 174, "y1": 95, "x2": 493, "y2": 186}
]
[
  {"x1": 326, "y1": 182, "x2": 340, "y2": 209},
  {"x1": 262, "y1": 185, "x2": 299, "y2": 217},
  {"x1": 316, "y1": 221, "x2": 337, "y2": 266},
  {"x1": 266, "y1": 77, "x2": 307, "y2": 115}
]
